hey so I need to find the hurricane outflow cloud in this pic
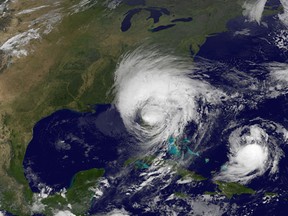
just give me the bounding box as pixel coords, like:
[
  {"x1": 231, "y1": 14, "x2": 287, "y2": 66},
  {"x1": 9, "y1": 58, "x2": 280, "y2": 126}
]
[
  {"x1": 113, "y1": 48, "x2": 222, "y2": 148},
  {"x1": 214, "y1": 125, "x2": 283, "y2": 184}
]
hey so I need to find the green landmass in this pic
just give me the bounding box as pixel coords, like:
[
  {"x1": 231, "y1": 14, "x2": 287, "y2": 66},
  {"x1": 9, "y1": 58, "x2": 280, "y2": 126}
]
[
  {"x1": 124, "y1": 157, "x2": 138, "y2": 167},
  {"x1": 264, "y1": 192, "x2": 278, "y2": 197},
  {"x1": 263, "y1": 3, "x2": 284, "y2": 16},
  {"x1": 177, "y1": 168, "x2": 207, "y2": 181},
  {"x1": 42, "y1": 168, "x2": 105, "y2": 215},
  {"x1": 124, "y1": 155, "x2": 156, "y2": 169},
  {"x1": 174, "y1": 192, "x2": 189, "y2": 199},
  {"x1": 0, "y1": 0, "x2": 245, "y2": 214},
  {"x1": 215, "y1": 181, "x2": 255, "y2": 198},
  {"x1": 204, "y1": 191, "x2": 218, "y2": 195}
]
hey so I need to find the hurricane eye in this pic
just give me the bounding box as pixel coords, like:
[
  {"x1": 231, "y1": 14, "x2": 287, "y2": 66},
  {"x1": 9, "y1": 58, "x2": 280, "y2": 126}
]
[{"x1": 113, "y1": 49, "x2": 223, "y2": 148}]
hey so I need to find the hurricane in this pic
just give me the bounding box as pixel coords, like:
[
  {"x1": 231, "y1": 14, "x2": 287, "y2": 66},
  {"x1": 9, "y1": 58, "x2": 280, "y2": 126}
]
[
  {"x1": 214, "y1": 122, "x2": 285, "y2": 184},
  {"x1": 112, "y1": 48, "x2": 223, "y2": 149}
]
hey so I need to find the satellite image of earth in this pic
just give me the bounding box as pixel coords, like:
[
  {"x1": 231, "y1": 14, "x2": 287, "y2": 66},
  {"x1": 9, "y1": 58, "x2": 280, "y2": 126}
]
[{"x1": 0, "y1": 0, "x2": 288, "y2": 215}]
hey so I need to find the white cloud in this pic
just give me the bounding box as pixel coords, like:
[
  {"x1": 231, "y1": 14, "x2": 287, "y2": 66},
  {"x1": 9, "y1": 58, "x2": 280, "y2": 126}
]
[
  {"x1": 214, "y1": 125, "x2": 283, "y2": 184},
  {"x1": 54, "y1": 210, "x2": 76, "y2": 216},
  {"x1": 242, "y1": 0, "x2": 268, "y2": 24},
  {"x1": 17, "y1": 5, "x2": 50, "y2": 15},
  {"x1": 0, "y1": 28, "x2": 40, "y2": 58},
  {"x1": 113, "y1": 48, "x2": 223, "y2": 148},
  {"x1": 279, "y1": 0, "x2": 288, "y2": 27},
  {"x1": 243, "y1": 0, "x2": 288, "y2": 26}
]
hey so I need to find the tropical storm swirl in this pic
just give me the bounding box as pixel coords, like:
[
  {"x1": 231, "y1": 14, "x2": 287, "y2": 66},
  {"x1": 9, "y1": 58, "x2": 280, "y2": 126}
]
[
  {"x1": 214, "y1": 122, "x2": 286, "y2": 184},
  {"x1": 112, "y1": 48, "x2": 223, "y2": 149},
  {"x1": 19, "y1": 0, "x2": 288, "y2": 215}
]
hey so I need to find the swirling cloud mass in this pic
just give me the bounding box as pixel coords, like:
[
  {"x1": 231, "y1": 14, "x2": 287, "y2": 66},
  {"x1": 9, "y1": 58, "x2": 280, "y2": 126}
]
[
  {"x1": 113, "y1": 48, "x2": 222, "y2": 149},
  {"x1": 214, "y1": 125, "x2": 284, "y2": 184}
]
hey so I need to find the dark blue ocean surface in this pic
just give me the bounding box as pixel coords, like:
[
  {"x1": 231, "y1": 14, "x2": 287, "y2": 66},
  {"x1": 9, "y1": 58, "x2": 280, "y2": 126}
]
[
  {"x1": 265, "y1": 0, "x2": 282, "y2": 8},
  {"x1": 89, "y1": 98, "x2": 288, "y2": 215},
  {"x1": 192, "y1": 11, "x2": 288, "y2": 216},
  {"x1": 23, "y1": 6, "x2": 288, "y2": 215},
  {"x1": 23, "y1": 105, "x2": 131, "y2": 192},
  {"x1": 196, "y1": 16, "x2": 288, "y2": 71},
  {"x1": 0, "y1": 211, "x2": 15, "y2": 216},
  {"x1": 91, "y1": 10, "x2": 288, "y2": 216}
]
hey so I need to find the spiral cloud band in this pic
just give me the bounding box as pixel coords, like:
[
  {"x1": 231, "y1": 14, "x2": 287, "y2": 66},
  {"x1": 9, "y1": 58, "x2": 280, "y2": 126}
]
[
  {"x1": 113, "y1": 48, "x2": 222, "y2": 148},
  {"x1": 214, "y1": 124, "x2": 284, "y2": 184}
]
